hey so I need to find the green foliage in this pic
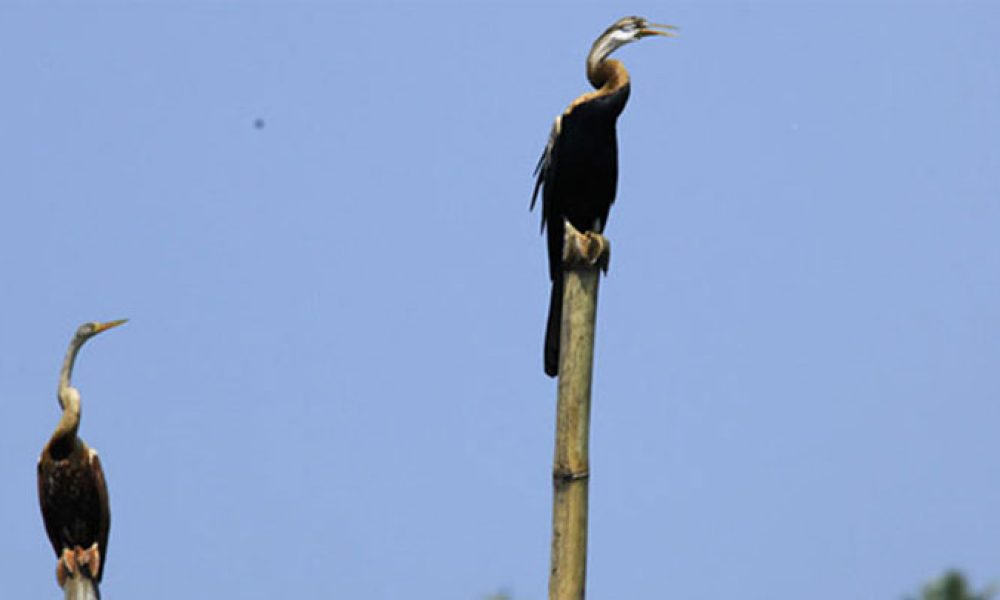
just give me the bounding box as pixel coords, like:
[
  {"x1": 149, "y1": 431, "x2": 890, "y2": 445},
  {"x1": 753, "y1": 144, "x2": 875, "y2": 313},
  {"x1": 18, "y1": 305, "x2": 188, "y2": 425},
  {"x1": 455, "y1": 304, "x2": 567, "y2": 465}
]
[{"x1": 911, "y1": 570, "x2": 996, "y2": 600}]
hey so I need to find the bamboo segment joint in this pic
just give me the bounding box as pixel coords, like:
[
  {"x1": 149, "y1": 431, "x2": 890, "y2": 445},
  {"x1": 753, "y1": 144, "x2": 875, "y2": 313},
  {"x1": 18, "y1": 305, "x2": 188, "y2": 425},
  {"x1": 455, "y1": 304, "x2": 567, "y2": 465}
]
[{"x1": 553, "y1": 469, "x2": 591, "y2": 483}]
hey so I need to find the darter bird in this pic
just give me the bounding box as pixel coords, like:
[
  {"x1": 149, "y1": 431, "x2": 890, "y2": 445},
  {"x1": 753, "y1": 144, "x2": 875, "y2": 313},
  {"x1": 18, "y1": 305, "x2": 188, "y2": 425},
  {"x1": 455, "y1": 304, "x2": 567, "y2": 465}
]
[
  {"x1": 38, "y1": 319, "x2": 127, "y2": 599},
  {"x1": 532, "y1": 16, "x2": 675, "y2": 377}
]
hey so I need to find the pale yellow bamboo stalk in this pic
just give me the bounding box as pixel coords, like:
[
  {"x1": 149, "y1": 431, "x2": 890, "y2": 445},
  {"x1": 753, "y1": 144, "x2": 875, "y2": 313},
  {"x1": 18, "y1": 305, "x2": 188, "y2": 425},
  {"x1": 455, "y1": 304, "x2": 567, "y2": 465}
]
[
  {"x1": 62, "y1": 572, "x2": 99, "y2": 600},
  {"x1": 549, "y1": 221, "x2": 609, "y2": 600}
]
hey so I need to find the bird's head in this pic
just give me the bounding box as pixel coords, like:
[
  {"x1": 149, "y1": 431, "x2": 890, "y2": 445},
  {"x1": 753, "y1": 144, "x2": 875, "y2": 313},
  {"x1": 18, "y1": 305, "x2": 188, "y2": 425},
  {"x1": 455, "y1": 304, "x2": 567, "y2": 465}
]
[
  {"x1": 57, "y1": 318, "x2": 127, "y2": 411},
  {"x1": 591, "y1": 16, "x2": 677, "y2": 62},
  {"x1": 75, "y1": 319, "x2": 128, "y2": 343}
]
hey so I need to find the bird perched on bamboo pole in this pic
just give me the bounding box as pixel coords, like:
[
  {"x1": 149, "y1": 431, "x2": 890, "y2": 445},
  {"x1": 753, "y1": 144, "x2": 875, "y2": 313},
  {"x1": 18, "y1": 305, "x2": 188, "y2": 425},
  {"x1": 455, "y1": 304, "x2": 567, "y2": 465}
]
[
  {"x1": 532, "y1": 16, "x2": 676, "y2": 377},
  {"x1": 38, "y1": 319, "x2": 127, "y2": 599}
]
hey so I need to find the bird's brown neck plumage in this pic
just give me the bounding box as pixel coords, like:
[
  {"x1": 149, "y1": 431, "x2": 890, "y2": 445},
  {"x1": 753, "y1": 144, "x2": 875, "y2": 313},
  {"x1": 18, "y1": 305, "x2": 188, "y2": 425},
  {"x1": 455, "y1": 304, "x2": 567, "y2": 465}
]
[
  {"x1": 586, "y1": 57, "x2": 629, "y2": 92},
  {"x1": 49, "y1": 397, "x2": 81, "y2": 454},
  {"x1": 566, "y1": 59, "x2": 630, "y2": 114}
]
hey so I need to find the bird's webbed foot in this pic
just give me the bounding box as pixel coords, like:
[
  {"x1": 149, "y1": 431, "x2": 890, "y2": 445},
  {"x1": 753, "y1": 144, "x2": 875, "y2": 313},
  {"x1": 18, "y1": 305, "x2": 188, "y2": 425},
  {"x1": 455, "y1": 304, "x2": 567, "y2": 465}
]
[
  {"x1": 563, "y1": 221, "x2": 611, "y2": 273},
  {"x1": 56, "y1": 548, "x2": 77, "y2": 587},
  {"x1": 585, "y1": 231, "x2": 611, "y2": 273},
  {"x1": 76, "y1": 543, "x2": 101, "y2": 580},
  {"x1": 56, "y1": 544, "x2": 101, "y2": 587}
]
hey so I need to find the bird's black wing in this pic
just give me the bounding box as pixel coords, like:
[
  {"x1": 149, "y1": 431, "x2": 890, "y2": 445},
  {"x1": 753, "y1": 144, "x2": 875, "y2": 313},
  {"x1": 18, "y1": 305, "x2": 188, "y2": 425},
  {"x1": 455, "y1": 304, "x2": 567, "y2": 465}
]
[
  {"x1": 531, "y1": 116, "x2": 569, "y2": 282},
  {"x1": 531, "y1": 116, "x2": 561, "y2": 232},
  {"x1": 90, "y1": 450, "x2": 110, "y2": 582}
]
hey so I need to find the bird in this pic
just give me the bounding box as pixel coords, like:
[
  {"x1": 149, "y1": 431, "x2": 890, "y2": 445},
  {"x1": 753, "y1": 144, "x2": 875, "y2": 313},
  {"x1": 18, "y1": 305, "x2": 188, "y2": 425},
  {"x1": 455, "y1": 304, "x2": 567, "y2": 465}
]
[
  {"x1": 532, "y1": 16, "x2": 675, "y2": 377},
  {"x1": 38, "y1": 319, "x2": 127, "y2": 598}
]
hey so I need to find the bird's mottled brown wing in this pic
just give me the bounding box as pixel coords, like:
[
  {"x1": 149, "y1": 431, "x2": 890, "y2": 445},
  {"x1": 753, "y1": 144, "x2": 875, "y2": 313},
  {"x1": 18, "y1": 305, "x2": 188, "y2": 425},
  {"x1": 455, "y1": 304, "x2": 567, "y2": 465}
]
[
  {"x1": 37, "y1": 456, "x2": 64, "y2": 558},
  {"x1": 90, "y1": 450, "x2": 110, "y2": 582}
]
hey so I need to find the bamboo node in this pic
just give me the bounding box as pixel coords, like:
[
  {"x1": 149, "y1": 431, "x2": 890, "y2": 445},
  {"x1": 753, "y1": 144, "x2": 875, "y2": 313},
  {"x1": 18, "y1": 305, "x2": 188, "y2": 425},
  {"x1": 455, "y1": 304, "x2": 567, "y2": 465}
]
[{"x1": 553, "y1": 468, "x2": 590, "y2": 483}]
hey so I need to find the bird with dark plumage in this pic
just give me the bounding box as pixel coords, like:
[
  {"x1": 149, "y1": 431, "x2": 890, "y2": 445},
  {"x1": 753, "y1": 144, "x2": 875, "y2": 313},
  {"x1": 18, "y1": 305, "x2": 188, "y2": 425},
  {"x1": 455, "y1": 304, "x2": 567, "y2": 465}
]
[
  {"x1": 38, "y1": 319, "x2": 126, "y2": 599},
  {"x1": 532, "y1": 16, "x2": 675, "y2": 377}
]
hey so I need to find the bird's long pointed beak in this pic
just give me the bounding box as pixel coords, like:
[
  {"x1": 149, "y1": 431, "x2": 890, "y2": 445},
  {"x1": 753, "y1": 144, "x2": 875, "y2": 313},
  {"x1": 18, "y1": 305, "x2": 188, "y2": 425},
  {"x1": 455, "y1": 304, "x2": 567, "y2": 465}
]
[
  {"x1": 93, "y1": 319, "x2": 128, "y2": 334},
  {"x1": 640, "y1": 23, "x2": 679, "y2": 38}
]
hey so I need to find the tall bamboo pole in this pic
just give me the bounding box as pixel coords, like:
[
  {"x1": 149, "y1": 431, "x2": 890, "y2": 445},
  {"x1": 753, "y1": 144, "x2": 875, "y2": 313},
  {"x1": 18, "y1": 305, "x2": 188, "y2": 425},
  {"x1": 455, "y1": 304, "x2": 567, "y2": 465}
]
[
  {"x1": 548, "y1": 222, "x2": 609, "y2": 600},
  {"x1": 63, "y1": 572, "x2": 99, "y2": 600}
]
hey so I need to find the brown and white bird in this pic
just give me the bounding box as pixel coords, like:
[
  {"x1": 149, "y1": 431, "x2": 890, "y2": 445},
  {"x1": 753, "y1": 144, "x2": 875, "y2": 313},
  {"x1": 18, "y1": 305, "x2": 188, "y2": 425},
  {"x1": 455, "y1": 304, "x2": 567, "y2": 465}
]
[
  {"x1": 38, "y1": 319, "x2": 126, "y2": 599},
  {"x1": 532, "y1": 16, "x2": 675, "y2": 377}
]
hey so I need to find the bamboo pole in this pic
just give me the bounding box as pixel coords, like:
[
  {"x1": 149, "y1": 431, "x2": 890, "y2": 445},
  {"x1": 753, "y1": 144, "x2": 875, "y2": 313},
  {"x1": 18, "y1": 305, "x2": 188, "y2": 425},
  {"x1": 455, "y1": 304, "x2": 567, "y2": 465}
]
[
  {"x1": 548, "y1": 221, "x2": 609, "y2": 600},
  {"x1": 62, "y1": 573, "x2": 99, "y2": 600}
]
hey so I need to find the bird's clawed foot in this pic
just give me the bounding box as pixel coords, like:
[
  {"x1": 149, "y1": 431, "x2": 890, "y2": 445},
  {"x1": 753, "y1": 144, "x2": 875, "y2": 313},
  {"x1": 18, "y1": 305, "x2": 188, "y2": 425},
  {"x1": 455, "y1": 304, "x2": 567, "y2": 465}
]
[
  {"x1": 584, "y1": 231, "x2": 611, "y2": 273},
  {"x1": 563, "y1": 221, "x2": 611, "y2": 273},
  {"x1": 77, "y1": 544, "x2": 101, "y2": 580},
  {"x1": 56, "y1": 544, "x2": 101, "y2": 587},
  {"x1": 56, "y1": 548, "x2": 76, "y2": 587}
]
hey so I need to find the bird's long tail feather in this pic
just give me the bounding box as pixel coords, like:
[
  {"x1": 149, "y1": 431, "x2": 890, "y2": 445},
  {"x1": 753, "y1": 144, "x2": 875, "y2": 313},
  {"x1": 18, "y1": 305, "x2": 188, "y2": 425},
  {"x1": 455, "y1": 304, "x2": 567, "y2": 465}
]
[{"x1": 545, "y1": 276, "x2": 563, "y2": 377}]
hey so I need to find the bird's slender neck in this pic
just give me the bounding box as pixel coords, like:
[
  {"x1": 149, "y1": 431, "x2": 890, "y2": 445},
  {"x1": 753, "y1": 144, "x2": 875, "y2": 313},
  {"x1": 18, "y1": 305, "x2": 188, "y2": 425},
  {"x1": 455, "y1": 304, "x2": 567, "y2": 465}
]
[
  {"x1": 51, "y1": 391, "x2": 81, "y2": 447},
  {"x1": 52, "y1": 336, "x2": 87, "y2": 444},
  {"x1": 58, "y1": 336, "x2": 85, "y2": 404},
  {"x1": 586, "y1": 56, "x2": 629, "y2": 92}
]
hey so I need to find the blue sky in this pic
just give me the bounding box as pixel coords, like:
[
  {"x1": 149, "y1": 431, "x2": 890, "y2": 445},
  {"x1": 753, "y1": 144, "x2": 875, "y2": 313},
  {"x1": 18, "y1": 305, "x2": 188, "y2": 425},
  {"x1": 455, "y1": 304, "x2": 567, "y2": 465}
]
[{"x1": 1, "y1": 2, "x2": 998, "y2": 598}]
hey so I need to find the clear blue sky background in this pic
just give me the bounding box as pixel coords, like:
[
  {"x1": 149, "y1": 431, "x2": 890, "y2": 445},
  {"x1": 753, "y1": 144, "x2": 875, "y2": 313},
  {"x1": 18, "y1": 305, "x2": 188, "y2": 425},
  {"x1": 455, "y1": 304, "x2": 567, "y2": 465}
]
[{"x1": 1, "y1": 2, "x2": 998, "y2": 598}]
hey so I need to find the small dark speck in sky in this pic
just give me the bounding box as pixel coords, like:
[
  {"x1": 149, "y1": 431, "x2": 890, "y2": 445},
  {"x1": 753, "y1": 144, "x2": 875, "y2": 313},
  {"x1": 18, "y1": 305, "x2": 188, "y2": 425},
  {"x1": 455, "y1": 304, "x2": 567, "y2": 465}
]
[{"x1": 253, "y1": 118, "x2": 265, "y2": 129}]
